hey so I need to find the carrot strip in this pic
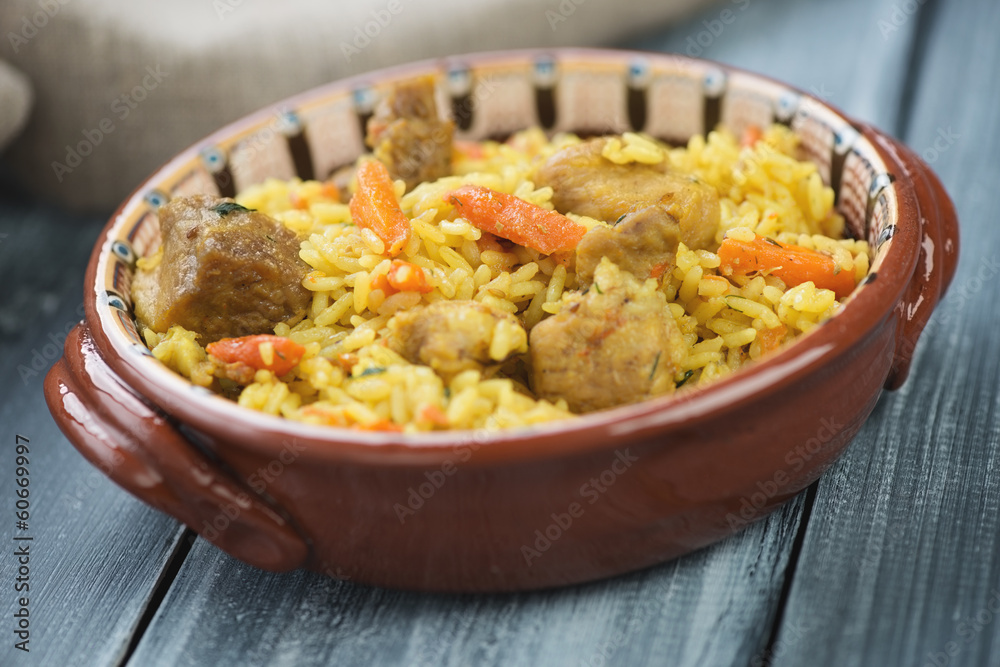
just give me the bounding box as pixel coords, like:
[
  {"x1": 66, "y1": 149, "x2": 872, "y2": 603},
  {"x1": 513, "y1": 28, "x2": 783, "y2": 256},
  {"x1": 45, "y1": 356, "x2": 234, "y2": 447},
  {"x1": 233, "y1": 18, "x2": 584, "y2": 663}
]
[
  {"x1": 757, "y1": 324, "x2": 788, "y2": 355},
  {"x1": 444, "y1": 185, "x2": 587, "y2": 255},
  {"x1": 649, "y1": 260, "x2": 671, "y2": 279},
  {"x1": 418, "y1": 404, "x2": 449, "y2": 427},
  {"x1": 718, "y1": 234, "x2": 857, "y2": 299},
  {"x1": 289, "y1": 191, "x2": 309, "y2": 210},
  {"x1": 387, "y1": 259, "x2": 433, "y2": 293},
  {"x1": 206, "y1": 335, "x2": 306, "y2": 376},
  {"x1": 453, "y1": 140, "x2": 485, "y2": 161},
  {"x1": 741, "y1": 124, "x2": 764, "y2": 148},
  {"x1": 349, "y1": 160, "x2": 411, "y2": 256},
  {"x1": 334, "y1": 353, "x2": 359, "y2": 373},
  {"x1": 320, "y1": 181, "x2": 341, "y2": 201},
  {"x1": 357, "y1": 419, "x2": 405, "y2": 433},
  {"x1": 300, "y1": 406, "x2": 349, "y2": 427},
  {"x1": 370, "y1": 272, "x2": 395, "y2": 296}
]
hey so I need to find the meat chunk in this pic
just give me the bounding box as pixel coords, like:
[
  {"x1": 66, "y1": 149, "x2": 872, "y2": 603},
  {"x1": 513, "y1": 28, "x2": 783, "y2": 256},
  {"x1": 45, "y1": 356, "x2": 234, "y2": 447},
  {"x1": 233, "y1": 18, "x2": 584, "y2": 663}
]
[
  {"x1": 132, "y1": 195, "x2": 310, "y2": 343},
  {"x1": 575, "y1": 205, "x2": 680, "y2": 285},
  {"x1": 530, "y1": 259, "x2": 685, "y2": 413},
  {"x1": 386, "y1": 300, "x2": 527, "y2": 381},
  {"x1": 535, "y1": 137, "x2": 720, "y2": 251},
  {"x1": 366, "y1": 76, "x2": 454, "y2": 191}
]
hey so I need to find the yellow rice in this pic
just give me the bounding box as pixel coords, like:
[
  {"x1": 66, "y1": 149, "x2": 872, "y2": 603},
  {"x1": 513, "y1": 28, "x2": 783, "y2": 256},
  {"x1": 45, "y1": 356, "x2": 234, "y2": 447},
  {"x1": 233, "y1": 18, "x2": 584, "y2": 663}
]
[{"x1": 145, "y1": 125, "x2": 870, "y2": 432}]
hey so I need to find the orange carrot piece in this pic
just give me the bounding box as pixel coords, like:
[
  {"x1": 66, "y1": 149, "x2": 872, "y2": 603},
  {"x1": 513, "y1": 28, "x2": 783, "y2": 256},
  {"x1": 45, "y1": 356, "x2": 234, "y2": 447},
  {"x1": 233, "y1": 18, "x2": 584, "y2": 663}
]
[
  {"x1": 334, "y1": 353, "x2": 359, "y2": 373},
  {"x1": 741, "y1": 124, "x2": 764, "y2": 147},
  {"x1": 444, "y1": 185, "x2": 587, "y2": 255},
  {"x1": 418, "y1": 404, "x2": 449, "y2": 427},
  {"x1": 357, "y1": 419, "x2": 405, "y2": 433},
  {"x1": 453, "y1": 140, "x2": 485, "y2": 161},
  {"x1": 649, "y1": 260, "x2": 671, "y2": 279},
  {"x1": 757, "y1": 324, "x2": 788, "y2": 355},
  {"x1": 321, "y1": 181, "x2": 341, "y2": 201},
  {"x1": 718, "y1": 234, "x2": 857, "y2": 300},
  {"x1": 370, "y1": 273, "x2": 396, "y2": 296},
  {"x1": 300, "y1": 406, "x2": 350, "y2": 427},
  {"x1": 349, "y1": 160, "x2": 411, "y2": 256},
  {"x1": 387, "y1": 259, "x2": 433, "y2": 293},
  {"x1": 206, "y1": 335, "x2": 306, "y2": 376}
]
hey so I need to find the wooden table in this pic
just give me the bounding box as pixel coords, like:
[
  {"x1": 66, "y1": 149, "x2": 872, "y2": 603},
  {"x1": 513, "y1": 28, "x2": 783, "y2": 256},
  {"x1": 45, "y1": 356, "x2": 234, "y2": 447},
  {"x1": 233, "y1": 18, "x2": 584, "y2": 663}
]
[{"x1": 1, "y1": 0, "x2": 995, "y2": 664}]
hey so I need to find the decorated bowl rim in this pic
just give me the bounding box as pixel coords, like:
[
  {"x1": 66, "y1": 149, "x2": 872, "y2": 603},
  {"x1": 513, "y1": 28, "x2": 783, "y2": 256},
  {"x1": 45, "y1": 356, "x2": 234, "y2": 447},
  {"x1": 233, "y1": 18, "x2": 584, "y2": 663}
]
[{"x1": 81, "y1": 47, "x2": 920, "y2": 462}]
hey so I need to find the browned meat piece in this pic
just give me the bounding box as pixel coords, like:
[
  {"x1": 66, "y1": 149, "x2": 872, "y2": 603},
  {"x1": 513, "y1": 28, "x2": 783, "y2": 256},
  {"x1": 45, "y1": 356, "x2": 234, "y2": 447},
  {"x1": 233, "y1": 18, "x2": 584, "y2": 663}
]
[
  {"x1": 386, "y1": 300, "x2": 527, "y2": 381},
  {"x1": 366, "y1": 76, "x2": 454, "y2": 191},
  {"x1": 575, "y1": 205, "x2": 680, "y2": 285},
  {"x1": 535, "y1": 137, "x2": 720, "y2": 251},
  {"x1": 530, "y1": 259, "x2": 685, "y2": 413},
  {"x1": 132, "y1": 195, "x2": 310, "y2": 343}
]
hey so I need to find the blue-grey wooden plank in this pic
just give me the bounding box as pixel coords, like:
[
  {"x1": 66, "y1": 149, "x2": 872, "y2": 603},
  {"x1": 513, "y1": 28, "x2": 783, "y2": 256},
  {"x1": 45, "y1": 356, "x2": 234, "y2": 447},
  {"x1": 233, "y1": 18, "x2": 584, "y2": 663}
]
[
  {"x1": 634, "y1": 0, "x2": 915, "y2": 131},
  {"x1": 123, "y1": 1, "x2": 921, "y2": 665},
  {"x1": 0, "y1": 196, "x2": 187, "y2": 667},
  {"x1": 128, "y1": 496, "x2": 804, "y2": 667},
  {"x1": 771, "y1": 0, "x2": 1000, "y2": 665}
]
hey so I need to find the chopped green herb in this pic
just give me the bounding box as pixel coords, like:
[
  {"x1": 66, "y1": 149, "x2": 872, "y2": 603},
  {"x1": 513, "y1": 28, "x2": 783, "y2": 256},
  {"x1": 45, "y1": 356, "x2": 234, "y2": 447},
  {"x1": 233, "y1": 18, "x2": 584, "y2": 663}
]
[
  {"x1": 675, "y1": 369, "x2": 694, "y2": 388},
  {"x1": 593, "y1": 282, "x2": 604, "y2": 295},
  {"x1": 213, "y1": 201, "x2": 255, "y2": 216},
  {"x1": 725, "y1": 295, "x2": 749, "y2": 312},
  {"x1": 443, "y1": 387, "x2": 451, "y2": 399},
  {"x1": 613, "y1": 214, "x2": 627, "y2": 225},
  {"x1": 265, "y1": 234, "x2": 275, "y2": 242},
  {"x1": 649, "y1": 351, "x2": 662, "y2": 381},
  {"x1": 353, "y1": 366, "x2": 386, "y2": 378},
  {"x1": 764, "y1": 237, "x2": 782, "y2": 247}
]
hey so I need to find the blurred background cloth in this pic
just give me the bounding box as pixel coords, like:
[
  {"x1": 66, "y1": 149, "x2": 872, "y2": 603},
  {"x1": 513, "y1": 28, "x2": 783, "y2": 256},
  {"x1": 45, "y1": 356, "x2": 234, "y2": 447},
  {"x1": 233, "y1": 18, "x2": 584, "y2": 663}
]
[
  {"x1": 0, "y1": 0, "x2": 712, "y2": 213},
  {"x1": 0, "y1": 59, "x2": 31, "y2": 152}
]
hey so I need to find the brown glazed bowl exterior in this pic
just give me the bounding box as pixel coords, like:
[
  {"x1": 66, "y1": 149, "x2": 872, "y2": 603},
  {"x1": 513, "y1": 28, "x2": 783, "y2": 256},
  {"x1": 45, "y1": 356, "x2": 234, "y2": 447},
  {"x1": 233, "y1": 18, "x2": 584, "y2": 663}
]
[{"x1": 44, "y1": 49, "x2": 958, "y2": 592}]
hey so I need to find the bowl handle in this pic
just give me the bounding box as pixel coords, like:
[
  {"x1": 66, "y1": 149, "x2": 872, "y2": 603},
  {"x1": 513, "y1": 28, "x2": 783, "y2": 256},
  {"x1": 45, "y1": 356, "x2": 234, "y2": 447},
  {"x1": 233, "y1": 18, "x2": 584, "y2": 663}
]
[
  {"x1": 44, "y1": 323, "x2": 309, "y2": 572},
  {"x1": 861, "y1": 126, "x2": 960, "y2": 389}
]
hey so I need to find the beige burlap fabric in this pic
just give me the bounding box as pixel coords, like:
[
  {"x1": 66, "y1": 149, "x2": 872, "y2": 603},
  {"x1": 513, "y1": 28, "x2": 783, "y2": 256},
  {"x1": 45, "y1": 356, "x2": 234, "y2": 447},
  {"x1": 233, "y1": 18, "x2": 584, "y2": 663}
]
[
  {"x1": 0, "y1": 59, "x2": 32, "y2": 153},
  {"x1": 0, "y1": 0, "x2": 709, "y2": 212}
]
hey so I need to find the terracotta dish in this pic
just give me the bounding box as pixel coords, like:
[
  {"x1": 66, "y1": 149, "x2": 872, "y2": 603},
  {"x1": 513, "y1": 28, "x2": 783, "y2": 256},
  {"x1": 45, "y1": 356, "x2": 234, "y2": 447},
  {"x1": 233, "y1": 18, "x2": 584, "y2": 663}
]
[{"x1": 45, "y1": 49, "x2": 958, "y2": 592}]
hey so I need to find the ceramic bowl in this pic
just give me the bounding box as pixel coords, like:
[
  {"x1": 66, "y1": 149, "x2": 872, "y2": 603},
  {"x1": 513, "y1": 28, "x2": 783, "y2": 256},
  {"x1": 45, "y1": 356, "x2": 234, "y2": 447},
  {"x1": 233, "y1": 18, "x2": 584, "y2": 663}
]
[{"x1": 45, "y1": 48, "x2": 958, "y2": 592}]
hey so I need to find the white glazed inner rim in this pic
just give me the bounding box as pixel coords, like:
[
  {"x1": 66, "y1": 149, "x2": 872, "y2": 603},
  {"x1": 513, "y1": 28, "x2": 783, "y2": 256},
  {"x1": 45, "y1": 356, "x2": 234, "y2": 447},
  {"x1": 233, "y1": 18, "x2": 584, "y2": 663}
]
[{"x1": 90, "y1": 49, "x2": 901, "y2": 445}]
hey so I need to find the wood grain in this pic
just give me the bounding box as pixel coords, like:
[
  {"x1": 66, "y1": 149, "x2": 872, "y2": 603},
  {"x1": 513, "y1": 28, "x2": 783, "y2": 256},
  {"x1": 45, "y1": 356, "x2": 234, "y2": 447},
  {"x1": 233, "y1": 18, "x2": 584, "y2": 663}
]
[
  {"x1": 771, "y1": 1, "x2": 1000, "y2": 665},
  {"x1": 126, "y1": 496, "x2": 803, "y2": 667},
  {"x1": 123, "y1": 0, "x2": 923, "y2": 666},
  {"x1": 0, "y1": 200, "x2": 187, "y2": 667},
  {"x1": 634, "y1": 0, "x2": 916, "y2": 130},
  {"x1": 7, "y1": 0, "x2": 993, "y2": 664}
]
